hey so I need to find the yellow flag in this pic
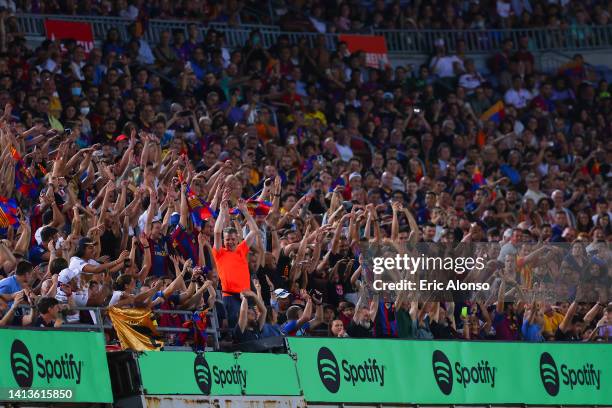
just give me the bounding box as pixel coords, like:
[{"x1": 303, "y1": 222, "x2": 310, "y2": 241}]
[
  {"x1": 48, "y1": 115, "x2": 64, "y2": 132},
  {"x1": 107, "y1": 307, "x2": 164, "y2": 351}
]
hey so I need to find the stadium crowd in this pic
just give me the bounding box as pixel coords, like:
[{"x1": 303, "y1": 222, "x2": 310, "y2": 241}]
[
  {"x1": 0, "y1": 2, "x2": 610, "y2": 349},
  {"x1": 3, "y1": 0, "x2": 611, "y2": 31}
]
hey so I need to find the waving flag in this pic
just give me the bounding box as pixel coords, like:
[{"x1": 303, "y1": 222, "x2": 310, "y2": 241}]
[
  {"x1": 480, "y1": 101, "x2": 505, "y2": 124},
  {"x1": 231, "y1": 199, "x2": 272, "y2": 216},
  {"x1": 186, "y1": 186, "x2": 214, "y2": 228},
  {"x1": 107, "y1": 307, "x2": 164, "y2": 351},
  {"x1": 0, "y1": 196, "x2": 19, "y2": 228},
  {"x1": 472, "y1": 166, "x2": 485, "y2": 190},
  {"x1": 10, "y1": 146, "x2": 39, "y2": 199}
]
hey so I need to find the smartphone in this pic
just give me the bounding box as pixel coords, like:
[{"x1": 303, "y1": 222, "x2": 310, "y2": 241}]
[{"x1": 461, "y1": 307, "x2": 468, "y2": 318}]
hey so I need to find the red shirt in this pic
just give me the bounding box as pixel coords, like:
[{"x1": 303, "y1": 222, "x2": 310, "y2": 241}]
[{"x1": 212, "y1": 240, "x2": 250, "y2": 296}]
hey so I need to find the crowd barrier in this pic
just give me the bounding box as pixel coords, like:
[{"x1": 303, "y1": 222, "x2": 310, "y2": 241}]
[
  {"x1": 13, "y1": 13, "x2": 612, "y2": 54},
  {"x1": 2, "y1": 328, "x2": 610, "y2": 406}
]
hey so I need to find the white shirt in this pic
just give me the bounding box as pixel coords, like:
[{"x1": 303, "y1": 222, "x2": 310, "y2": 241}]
[
  {"x1": 69, "y1": 256, "x2": 100, "y2": 287},
  {"x1": 109, "y1": 290, "x2": 125, "y2": 307},
  {"x1": 523, "y1": 188, "x2": 547, "y2": 204},
  {"x1": 592, "y1": 212, "x2": 612, "y2": 225},
  {"x1": 497, "y1": 242, "x2": 517, "y2": 262},
  {"x1": 392, "y1": 176, "x2": 406, "y2": 192},
  {"x1": 336, "y1": 143, "x2": 354, "y2": 162},
  {"x1": 459, "y1": 73, "x2": 483, "y2": 90},
  {"x1": 55, "y1": 288, "x2": 88, "y2": 323},
  {"x1": 309, "y1": 17, "x2": 327, "y2": 33},
  {"x1": 430, "y1": 55, "x2": 463, "y2": 78},
  {"x1": 504, "y1": 88, "x2": 533, "y2": 109},
  {"x1": 70, "y1": 61, "x2": 85, "y2": 80},
  {"x1": 497, "y1": 0, "x2": 512, "y2": 17}
]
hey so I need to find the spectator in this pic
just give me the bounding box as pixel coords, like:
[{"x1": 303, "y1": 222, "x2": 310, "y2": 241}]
[{"x1": 234, "y1": 290, "x2": 266, "y2": 343}]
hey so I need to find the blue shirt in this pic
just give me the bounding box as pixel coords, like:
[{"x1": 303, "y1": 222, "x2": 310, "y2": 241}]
[
  {"x1": 522, "y1": 319, "x2": 544, "y2": 342},
  {"x1": 281, "y1": 320, "x2": 310, "y2": 336},
  {"x1": 149, "y1": 236, "x2": 171, "y2": 278},
  {"x1": 28, "y1": 245, "x2": 46, "y2": 266},
  {"x1": 0, "y1": 275, "x2": 22, "y2": 307}
]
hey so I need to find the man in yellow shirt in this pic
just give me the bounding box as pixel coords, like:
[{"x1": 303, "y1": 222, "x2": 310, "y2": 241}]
[{"x1": 542, "y1": 304, "x2": 564, "y2": 338}]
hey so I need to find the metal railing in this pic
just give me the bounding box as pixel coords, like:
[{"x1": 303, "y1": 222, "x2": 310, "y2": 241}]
[
  {"x1": 13, "y1": 13, "x2": 612, "y2": 54},
  {"x1": 375, "y1": 26, "x2": 612, "y2": 54},
  {"x1": 13, "y1": 305, "x2": 221, "y2": 351},
  {"x1": 14, "y1": 14, "x2": 279, "y2": 46}
]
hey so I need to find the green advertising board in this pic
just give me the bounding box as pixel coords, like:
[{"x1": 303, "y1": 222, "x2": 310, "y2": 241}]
[
  {"x1": 137, "y1": 351, "x2": 301, "y2": 396},
  {"x1": 0, "y1": 329, "x2": 112, "y2": 403},
  {"x1": 288, "y1": 338, "x2": 612, "y2": 405}
]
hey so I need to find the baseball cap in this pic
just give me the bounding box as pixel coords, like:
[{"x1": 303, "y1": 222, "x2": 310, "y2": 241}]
[
  {"x1": 383, "y1": 92, "x2": 394, "y2": 100},
  {"x1": 274, "y1": 289, "x2": 290, "y2": 299},
  {"x1": 349, "y1": 172, "x2": 362, "y2": 181},
  {"x1": 116, "y1": 134, "x2": 128, "y2": 142},
  {"x1": 169, "y1": 212, "x2": 180, "y2": 226},
  {"x1": 76, "y1": 237, "x2": 95, "y2": 253},
  {"x1": 58, "y1": 268, "x2": 78, "y2": 285},
  {"x1": 78, "y1": 237, "x2": 95, "y2": 247}
]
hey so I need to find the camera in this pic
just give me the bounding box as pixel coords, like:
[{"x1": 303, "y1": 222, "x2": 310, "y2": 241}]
[{"x1": 309, "y1": 289, "x2": 323, "y2": 305}]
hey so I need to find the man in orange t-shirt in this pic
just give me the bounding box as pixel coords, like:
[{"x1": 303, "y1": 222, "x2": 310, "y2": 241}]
[{"x1": 213, "y1": 197, "x2": 260, "y2": 327}]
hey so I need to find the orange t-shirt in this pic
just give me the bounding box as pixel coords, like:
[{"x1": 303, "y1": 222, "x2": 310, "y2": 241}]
[{"x1": 212, "y1": 240, "x2": 250, "y2": 296}]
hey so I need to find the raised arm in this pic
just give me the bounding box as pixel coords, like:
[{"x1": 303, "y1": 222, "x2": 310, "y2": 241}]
[
  {"x1": 237, "y1": 198, "x2": 260, "y2": 249},
  {"x1": 214, "y1": 197, "x2": 229, "y2": 251},
  {"x1": 237, "y1": 293, "x2": 249, "y2": 332},
  {"x1": 558, "y1": 301, "x2": 577, "y2": 333},
  {"x1": 391, "y1": 202, "x2": 401, "y2": 241}
]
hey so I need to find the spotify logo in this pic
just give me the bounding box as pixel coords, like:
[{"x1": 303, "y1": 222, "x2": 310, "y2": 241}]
[
  {"x1": 317, "y1": 347, "x2": 340, "y2": 393},
  {"x1": 194, "y1": 353, "x2": 212, "y2": 395},
  {"x1": 540, "y1": 352, "x2": 560, "y2": 396},
  {"x1": 11, "y1": 340, "x2": 33, "y2": 388},
  {"x1": 432, "y1": 350, "x2": 453, "y2": 395}
]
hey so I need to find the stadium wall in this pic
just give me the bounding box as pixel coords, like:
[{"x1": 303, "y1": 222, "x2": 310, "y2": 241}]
[{"x1": 1, "y1": 329, "x2": 611, "y2": 407}]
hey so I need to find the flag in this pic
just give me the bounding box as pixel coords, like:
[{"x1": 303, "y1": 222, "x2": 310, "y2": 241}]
[
  {"x1": 231, "y1": 199, "x2": 272, "y2": 216},
  {"x1": 107, "y1": 307, "x2": 164, "y2": 351},
  {"x1": 472, "y1": 166, "x2": 485, "y2": 190},
  {"x1": 476, "y1": 129, "x2": 486, "y2": 147},
  {"x1": 179, "y1": 310, "x2": 209, "y2": 352},
  {"x1": 10, "y1": 145, "x2": 39, "y2": 199},
  {"x1": 480, "y1": 101, "x2": 505, "y2": 124},
  {"x1": 48, "y1": 115, "x2": 64, "y2": 132},
  {"x1": 14, "y1": 163, "x2": 39, "y2": 199},
  {"x1": 0, "y1": 196, "x2": 19, "y2": 229},
  {"x1": 558, "y1": 60, "x2": 583, "y2": 78},
  {"x1": 186, "y1": 186, "x2": 214, "y2": 228},
  {"x1": 9, "y1": 146, "x2": 21, "y2": 161}
]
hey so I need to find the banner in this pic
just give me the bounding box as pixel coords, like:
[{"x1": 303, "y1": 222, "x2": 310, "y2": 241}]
[
  {"x1": 339, "y1": 35, "x2": 389, "y2": 69},
  {"x1": 44, "y1": 19, "x2": 94, "y2": 54},
  {"x1": 137, "y1": 351, "x2": 300, "y2": 396},
  {"x1": 287, "y1": 338, "x2": 612, "y2": 405},
  {"x1": 0, "y1": 329, "x2": 112, "y2": 403},
  {"x1": 107, "y1": 307, "x2": 163, "y2": 351}
]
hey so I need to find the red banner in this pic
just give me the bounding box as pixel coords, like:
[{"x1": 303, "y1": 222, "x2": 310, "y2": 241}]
[
  {"x1": 338, "y1": 35, "x2": 389, "y2": 69},
  {"x1": 44, "y1": 19, "x2": 94, "y2": 55}
]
